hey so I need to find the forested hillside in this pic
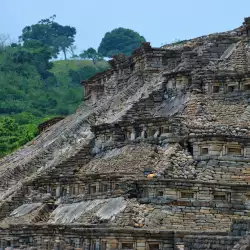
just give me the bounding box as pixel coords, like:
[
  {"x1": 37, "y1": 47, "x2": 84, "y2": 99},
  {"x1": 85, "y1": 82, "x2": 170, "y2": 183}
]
[
  {"x1": 0, "y1": 45, "x2": 108, "y2": 157},
  {"x1": 0, "y1": 15, "x2": 145, "y2": 158}
]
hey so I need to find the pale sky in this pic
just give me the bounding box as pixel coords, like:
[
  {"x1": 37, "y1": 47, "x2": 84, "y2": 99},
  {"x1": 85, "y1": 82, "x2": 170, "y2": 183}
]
[{"x1": 1, "y1": 0, "x2": 250, "y2": 58}]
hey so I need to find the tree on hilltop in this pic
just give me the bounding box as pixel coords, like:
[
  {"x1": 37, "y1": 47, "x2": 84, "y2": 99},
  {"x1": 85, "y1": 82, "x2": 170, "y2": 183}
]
[
  {"x1": 19, "y1": 15, "x2": 76, "y2": 60},
  {"x1": 79, "y1": 47, "x2": 103, "y2": 65},
  {"x1": 98, "y1": 27, "x2": 146, "y2": 57}
]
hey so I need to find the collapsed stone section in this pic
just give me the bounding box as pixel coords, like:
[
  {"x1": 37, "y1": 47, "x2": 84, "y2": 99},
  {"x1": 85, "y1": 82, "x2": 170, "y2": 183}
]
[{"x1": 1, "y1": 17, "x2": 250, "y2": 250}]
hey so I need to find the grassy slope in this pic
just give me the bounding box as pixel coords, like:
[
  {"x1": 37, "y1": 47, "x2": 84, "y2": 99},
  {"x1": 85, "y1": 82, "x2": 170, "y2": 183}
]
[
  {"x1": 50, "y1": 60, "x2": 109, "y2": 95},
  {"x1": 51, "y1": 59, "x2": 108, "y2": 74},
  {"x1": 50, "y1": 59, "x2": 109, "y2": 112}
]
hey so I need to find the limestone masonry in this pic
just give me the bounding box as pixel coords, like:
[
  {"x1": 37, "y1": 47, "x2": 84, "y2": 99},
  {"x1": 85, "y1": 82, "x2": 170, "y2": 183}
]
[{"x1": 2, "y1": 18, "x2": 250, "y2": 250}]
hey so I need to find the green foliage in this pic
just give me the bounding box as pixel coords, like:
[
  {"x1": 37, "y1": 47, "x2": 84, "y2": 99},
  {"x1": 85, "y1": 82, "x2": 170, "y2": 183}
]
[
  {"x1": 0, "y1": 113, "x2": 60, "y2": 158},
  {"x1": 79, "y1": 47, "x2": 103, "y2": 65},
  {"x1": 0, "y1": 114, "x2": 39, "y2": 157},
  {"x1": 98, "y1": 27, "x2": 146, "y2": 57},
  {"x1": 19, "y1": 15, "x2": 76, "y2": 60},
  {"x1": 0, "y1": 45, "x2": 108, "y2": 157},
  {"x1": 52, "y1": 60, "x2": 109, "y2": 84}
]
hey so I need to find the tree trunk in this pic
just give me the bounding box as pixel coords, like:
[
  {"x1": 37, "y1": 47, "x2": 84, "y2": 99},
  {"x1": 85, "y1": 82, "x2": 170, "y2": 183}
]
[{"x1": 63, "y1": 49, "x2": 67, "y2": 60}]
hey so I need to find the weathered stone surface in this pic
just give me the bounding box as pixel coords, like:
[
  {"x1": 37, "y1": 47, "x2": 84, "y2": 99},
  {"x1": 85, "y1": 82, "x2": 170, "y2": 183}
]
[{"x1": 1, "y1": 16, "x2": 250, "y2": 250}]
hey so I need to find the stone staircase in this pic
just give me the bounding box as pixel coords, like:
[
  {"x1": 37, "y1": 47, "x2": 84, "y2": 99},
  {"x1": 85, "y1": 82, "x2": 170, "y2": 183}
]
[
  {"x1": 100, "y1": 72, "x2": 165, "y2": 124},
  {"x1": 47, "y1": 140, "x2": 94, "y2": 176},
  {"x1": 230, "y1": 41, "x2": 249, "y2": 72},
  {"x1": 120, "y1": 87, "x2": 165, "y2": 121},
  {"x1": 0, "y1": 70, "x2": 166, "y2": 215}
]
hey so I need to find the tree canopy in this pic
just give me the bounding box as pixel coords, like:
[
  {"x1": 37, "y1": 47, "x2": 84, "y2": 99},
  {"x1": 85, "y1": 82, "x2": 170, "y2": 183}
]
[
  {"x1": 98, "y1": 27, "x2": 146, "y2": 57},
  {"x1": 19, "y1": 15, "x2": 76, "y2": 60},
  {"x1": 79, "y1": 47, "x2": 103, "y2": 65}
]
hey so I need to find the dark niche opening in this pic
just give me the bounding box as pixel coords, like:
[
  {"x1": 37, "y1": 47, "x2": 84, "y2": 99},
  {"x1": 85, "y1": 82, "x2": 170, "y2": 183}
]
[
  {"x1": 157, "y1": 190, "x2": 164, "y2": 197},
  {"x1": 130, "y1": 63, "x2": 135, "y2": 72},
  {"x1": 121, "y1": 243, "x2": 134, "y2": 250},
  {"x1": 244, "y1": 84, "x2": 250, "y2": 91},
  {"x1": 148, "y1": 243, "x2": 160, "y2": 250},
  {"x1": 228, "y1": 85, "x2": 235, "y2": 92},
  {"x1": 187, "y1": 141, "x2": 193, "y2": 156},
  {"x1": 180, "y1": 192, "x2": 194, "y2": 199},
  {"x1": 201, "y1": 147, "x2": 209, "y2": 155},
  {"x1": 212, "y1": 85, "x2": 219, "y2": 93}
]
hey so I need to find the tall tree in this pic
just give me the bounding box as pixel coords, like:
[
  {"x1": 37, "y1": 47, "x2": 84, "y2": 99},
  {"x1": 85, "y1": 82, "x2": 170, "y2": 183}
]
[
  {"x1": 98, "y1": 27, "x2": 146, "y2": 57},
  {"x1": 19, "y1": 15, "x2": 76, "y2": 60},
  {"x1": 79, "y1": 47, "x2": 103, "y2": 65}
]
